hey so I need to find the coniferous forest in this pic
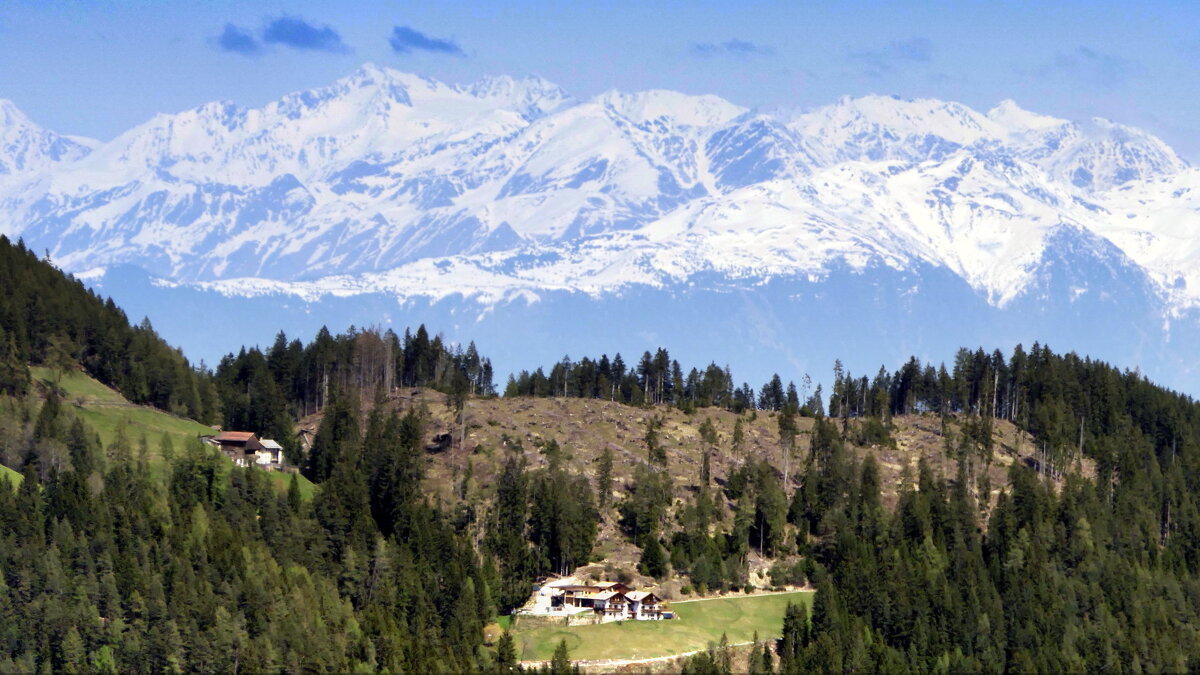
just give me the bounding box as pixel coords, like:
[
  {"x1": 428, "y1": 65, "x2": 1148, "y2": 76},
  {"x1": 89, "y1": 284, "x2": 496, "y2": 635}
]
[{"x1": 4, "y1": 232, "x2": 1200, "y2": 672}]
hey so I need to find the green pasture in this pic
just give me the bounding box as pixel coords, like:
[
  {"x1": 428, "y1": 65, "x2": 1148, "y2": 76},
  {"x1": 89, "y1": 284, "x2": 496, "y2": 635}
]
[
  {"x1": 513, "y1": 590, "x2": 812, "y2": 662},
  {"x1": 0, "y1": 463, "x2": 21, "y2": 488},
  {"x1": 27, "y1": 367, "x2": 316, "y2": 498}
]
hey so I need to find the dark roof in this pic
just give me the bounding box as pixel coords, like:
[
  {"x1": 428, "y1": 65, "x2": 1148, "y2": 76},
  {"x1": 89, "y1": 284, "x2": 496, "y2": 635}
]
[{"x1": 213, "y1": 431, "x2": 257, "y2": 442}]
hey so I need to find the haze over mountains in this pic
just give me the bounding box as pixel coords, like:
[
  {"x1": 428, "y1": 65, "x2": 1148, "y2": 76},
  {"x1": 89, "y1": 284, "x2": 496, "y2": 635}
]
[{"x1": 2, "y1": 64, "x2": 1199, "y2": 390}]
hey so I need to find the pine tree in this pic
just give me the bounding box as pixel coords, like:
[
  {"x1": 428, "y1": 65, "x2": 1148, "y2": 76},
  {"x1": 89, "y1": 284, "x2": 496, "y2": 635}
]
[
  {"x1": 639, "y1": 534, "x2": 669, "y2": 579},
  {"x1": 732, "y1": 417, "x2": 745, "y2": 457},
  {"x1": 287, "y1": 473, "x2": 303, "y2": 513},
  {"x1": 550, "y1": 639, "x2": 575, "y2": 675},
  {"x1": 645, "y1": 415, "x2": 666, "y2": 465},
  {"x1": 495, "y1": 631, "x2": 518, "y2": 674},
  {"x1": 748, "y1": 632, "x2": 764, "y2": 675},
  {"x1": 59, "y1": 626, "x2": 85, "y2": 674},
  {"x1": 596, "y1": 446, "x2": 613, "y2": 509}
]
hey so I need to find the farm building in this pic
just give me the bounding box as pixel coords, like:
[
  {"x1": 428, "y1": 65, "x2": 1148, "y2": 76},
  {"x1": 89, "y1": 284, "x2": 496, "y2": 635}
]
[
  {"x1": 525, "y1": 577, "x2": 667, "y2": 622},
  {"x1": 257, "y1": 439, "x2": 285, "y2": 468},
  {"x1": 204, "y1": 431, "x2": 289, "y2": 471}
]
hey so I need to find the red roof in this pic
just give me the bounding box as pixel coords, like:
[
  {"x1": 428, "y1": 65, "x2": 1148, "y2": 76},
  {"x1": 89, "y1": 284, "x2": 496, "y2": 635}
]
[{"x1": 213, "y1": 431, "x2": 257, "y2": 442}]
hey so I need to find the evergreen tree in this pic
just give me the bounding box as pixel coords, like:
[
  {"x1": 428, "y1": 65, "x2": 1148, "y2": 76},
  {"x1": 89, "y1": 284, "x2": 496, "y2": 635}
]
[
  {"x1": 639, "y1": 534, "x2": 669, "y2": 579},
  {"x1": 645, "y1": 415, "x2": 666, "y2": 465},
  {"x1": 596, "y1": 446, "x2": 614, "y2": 509},
  {"x1": 495, "y1": 631, "x2": 518, "y2": 674},
  {"x1": 549, "y1": 639, "x2": 576, "y2": 675}
]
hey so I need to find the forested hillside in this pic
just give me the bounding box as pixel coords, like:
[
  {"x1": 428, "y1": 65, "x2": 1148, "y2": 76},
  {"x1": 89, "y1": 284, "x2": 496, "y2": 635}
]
[
  {"x1": 5, "y1": 238, "x2": 1200, "y2": 671},
  {"x1": 0, "y1": 235, "x2": 217, "y2": 421},
  {"x1": 0, "y1": 247, "x2": 500, "y2": 672},
  {"x1": 0, "y1": 400, "x2": 497, "y2": 672},
  {"x1": 213, "y1": 325, "x2": 493, "y2": 464}
]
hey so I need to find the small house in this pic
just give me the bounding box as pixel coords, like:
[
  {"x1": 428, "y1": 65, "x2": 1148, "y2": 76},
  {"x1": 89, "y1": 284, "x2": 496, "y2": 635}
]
[
  {"x1": 211, "y1": 431, "x2": 263, "y2": 467},
  {"x1": 625, "y1": 591, "x2": 663, "y2": 620},
  {"x1": 257, "y1": 439, "x2": 285, "y2": 470}
]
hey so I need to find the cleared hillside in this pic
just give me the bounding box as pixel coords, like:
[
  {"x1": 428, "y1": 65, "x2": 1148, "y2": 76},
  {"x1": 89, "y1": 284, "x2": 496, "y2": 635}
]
[
  {"x1": 315, "y1": 389, "x2": 1082, "y2": 502},
  {"x1": 30, "y1": 367, "x2": 214, "y2": 454},
  {"x1": 301, "y1": 389, "x2": 1088, "y2": 589},
  {"x1": 0, "y1": 463, "x2": 19, "y2": 487}
]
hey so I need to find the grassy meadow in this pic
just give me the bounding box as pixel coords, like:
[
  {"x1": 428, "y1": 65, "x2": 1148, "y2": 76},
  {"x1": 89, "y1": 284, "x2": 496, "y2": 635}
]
[
  {"x1": 0, "y1": 463, "x2": 21, "y2": 488},
  {"x1": 20, "y1": 367, "x2": 316, "y2": 497},
  {"x1": 32, "y1": 367, "x2": 215, "y2": 453},
  {"x1": 513, "y1": 591, "x2": 812, "y2": 662}
]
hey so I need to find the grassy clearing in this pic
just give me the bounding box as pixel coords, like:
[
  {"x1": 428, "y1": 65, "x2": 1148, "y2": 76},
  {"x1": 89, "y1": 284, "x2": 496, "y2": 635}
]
[
  {"x1": 0, "y1": 463, "x2": 21, "y2": 488},
  {"x1": 514, "y1": 591, "x2": 812, "y2": 662},
  {"x1": 28, "y1": 367, "x2": 317, "y2": 499},
  {"x1": 31, "y1": 367, "x2": 215, "y2": 454},
  {"x1": 266, "y1": 471, "x2": 317, "y2": 500}
]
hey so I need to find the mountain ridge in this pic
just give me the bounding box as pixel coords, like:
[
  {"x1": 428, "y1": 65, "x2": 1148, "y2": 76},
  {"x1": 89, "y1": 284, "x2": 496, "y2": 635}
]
[
  {"x1": 3, "y1": 64, "x2": 1197, "y2": 314},
  {"x1": 6, "y1": 65, "x2": 1200, "y2": 391}
]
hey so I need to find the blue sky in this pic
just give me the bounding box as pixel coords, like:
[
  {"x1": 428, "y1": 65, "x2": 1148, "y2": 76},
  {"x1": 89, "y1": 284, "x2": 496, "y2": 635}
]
[{"x1": 2, "y1": 1, "x2": 1199, "y2": 158}]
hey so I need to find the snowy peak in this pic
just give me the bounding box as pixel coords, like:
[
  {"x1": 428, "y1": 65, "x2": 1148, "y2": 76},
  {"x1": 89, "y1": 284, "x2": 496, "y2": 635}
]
[
  {"x1": 594, "y1": 89, "x2": 745, "y2": 128},
  {"x1": 0, "y1": 99, "x2": 95, "y2": 178},
  {"x1": 0, "y1": 99, "x2": 33, "y2": 128},
  {"x1": 1047, "y1": 117, "x2": 1186, "y2": 190},
  {"x1": 792, "y1": 94, "x2": 1000, "y2": 164},
  {"x1": 4, "y1": 67, "x2": 1200, "y2": 319},
  {"x1": 460, "y1": 74, "x2": 572, "y2": 118},
  {"x1": 69, "y1": 66, "x2": 570, "y2": 187},
  {"x1": 980, "y1": 100, "x2": 1186, "y2": 190},
  {"x1": 706, "y1": 114, "x2": 813, "y2": 189},
  {"x1": 986, "y1": 99, "x2": 1067, "y2": 133}
]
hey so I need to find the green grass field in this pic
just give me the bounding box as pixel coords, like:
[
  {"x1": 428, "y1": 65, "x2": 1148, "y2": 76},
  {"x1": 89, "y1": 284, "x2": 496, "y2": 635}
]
[
  {"x1": 32, "y1": 367, "x2": 216, "y2": 453},
  {"x1": 27, "y1": 367, "x2": 316, "y2": 498},
  {"x1": 0, "y1": 463, "x2": 21, "y2": 489},
  {"x1": 513, "y1": 591, "x2": 812, "y2": 662},
  {"x1": 266, "y1": 470, "x2": 317, "y2": 500}
]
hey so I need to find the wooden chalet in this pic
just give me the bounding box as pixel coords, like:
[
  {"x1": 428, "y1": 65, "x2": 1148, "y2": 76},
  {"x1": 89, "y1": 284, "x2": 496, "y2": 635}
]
[
  {"x1": 210, "y1": 431, "x2": 263, "y2": 467},
  {"x1": 202, "y1": 432, "x2": 289, "y2": 471}
]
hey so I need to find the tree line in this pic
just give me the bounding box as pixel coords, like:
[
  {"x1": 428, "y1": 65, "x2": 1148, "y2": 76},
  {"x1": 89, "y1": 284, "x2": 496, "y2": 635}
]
[
  {"x1": 0, "y1": 236, "x2": 217, "y2": 422},
  {"x1": 214, "y1": 325, "x2": 495, "y2": 462}
]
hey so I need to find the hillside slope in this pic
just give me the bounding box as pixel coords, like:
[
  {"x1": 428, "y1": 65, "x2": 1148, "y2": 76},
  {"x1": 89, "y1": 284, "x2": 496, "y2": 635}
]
[
  {"x1": 29, "y1": 366, "x2": 214, "y2": 454},
  {"x1": 0, "y1": 366, "x2": 315, "y2": 496},
  {"x1": 302, "y1": 389, "x2": 1082, "y2": 587}
]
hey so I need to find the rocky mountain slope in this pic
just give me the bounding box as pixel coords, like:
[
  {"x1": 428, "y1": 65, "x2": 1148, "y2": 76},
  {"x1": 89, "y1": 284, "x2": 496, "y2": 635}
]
[
  {"x1": 3, "y1": 65, "x2": 1200, "y2": 389},
  {"x1": 2, "y1": 65, "x2": 1199, "y2": 309}
]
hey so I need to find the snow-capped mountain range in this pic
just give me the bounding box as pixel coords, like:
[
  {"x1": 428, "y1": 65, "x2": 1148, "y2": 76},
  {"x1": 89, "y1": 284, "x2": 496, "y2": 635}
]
[{"x1": 3, "y1": 64, "x2": 1199, "y2": 389}]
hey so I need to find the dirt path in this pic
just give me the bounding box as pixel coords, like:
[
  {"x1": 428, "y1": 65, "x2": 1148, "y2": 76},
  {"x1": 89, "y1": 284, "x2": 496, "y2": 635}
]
[
  {"x1": 521, "y1": 641, "x2": 756, "y2": 671},
  {"x1": 670, "y1": 587, "x2": 811, "y2": 604}
]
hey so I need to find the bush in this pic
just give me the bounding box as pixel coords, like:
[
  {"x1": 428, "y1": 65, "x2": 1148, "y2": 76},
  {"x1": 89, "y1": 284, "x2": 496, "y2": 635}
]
[
  {"x1": 769, "y1": 558, "x2": 807, "y2": 587},
  {"x1": 853, "y1": 417, "x2": 895, "y2": 447}
]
